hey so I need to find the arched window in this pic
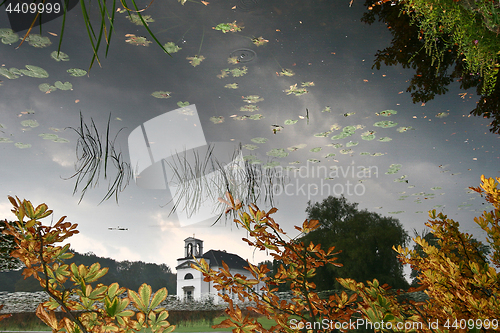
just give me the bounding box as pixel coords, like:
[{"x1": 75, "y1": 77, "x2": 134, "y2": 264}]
[
  {"x1": 187, "y1": 243, "x2": 193, "y2": 257},
  {"x1": 184, "y1": 273, "x2": 194, "y2": 280}
]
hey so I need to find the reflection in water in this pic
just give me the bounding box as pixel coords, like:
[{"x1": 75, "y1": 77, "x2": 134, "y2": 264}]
[{"x1": 362, "y1": 0, "x2": 500, "y2": 134}]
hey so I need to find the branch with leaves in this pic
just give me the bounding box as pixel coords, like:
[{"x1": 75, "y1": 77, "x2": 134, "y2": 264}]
[
  {"x1": 193, "y1": 192, "x2": 358, "y2": 332},
  {"x1": 2, "y1": 196, "x2": 175, "y2": 333}
]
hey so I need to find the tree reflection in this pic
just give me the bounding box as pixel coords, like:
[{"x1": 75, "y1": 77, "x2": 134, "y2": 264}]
[{"x1": 362, "y1": 1, "x2": 500, "y2": 134}]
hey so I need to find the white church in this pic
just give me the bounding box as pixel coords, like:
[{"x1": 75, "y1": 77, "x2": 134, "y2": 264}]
[{"x1": 176, "y1": 237, "x2": 265, "y2": 303}]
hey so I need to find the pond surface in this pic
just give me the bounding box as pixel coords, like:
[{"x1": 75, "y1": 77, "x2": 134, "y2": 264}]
[{"x1": 0, "y1": 0, "x2": 498, "y2": 271}]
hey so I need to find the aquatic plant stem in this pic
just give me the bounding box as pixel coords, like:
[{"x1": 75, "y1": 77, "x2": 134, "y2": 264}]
[{"x1": 198, "y1": 27, "x2": 205, "y2": 55}]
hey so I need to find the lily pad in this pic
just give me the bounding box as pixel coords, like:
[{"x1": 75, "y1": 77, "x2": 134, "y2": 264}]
[
  {"x1": 321, "y1": 106, "x2": 331, "y2": 112},
  {"x1": 54, "y1": 81, "x2": 73, "y2": 90},
  {"x1": 397, "y1": 126, "x2": 414, "y2": 132},
  {"x1": 324, "y1": 153, "x2": 336, "y2": 158},
  {"x1": 314, "y1": 131, "x2": 331, "y2": 137},
  {"x1": 330, "y1": 143, "x2": 343, "y2": 149},
  {"x1": 343, "y1": 112, "x2": 356, "y2": 117},
  {"x1": 374, "y1": 121, "x2": 398, "y2": 128},
  {"x1": 125, "y1": 34, "x2": 152, "y2": 46},
  {"x1": 39, "y1": 83, "x2": 57, "y2": 93},
  {"x1": 285, "y1": 84, "x2": 308, "y2": 96},
  {"x1": 251, "y1": 36, "x2": 269, "y2": 46},
  {"x1": 431, "y1": 186, "x2": 442, "y2": 190},
  {"x1": 224, "y1": 83, "x2": 238, "y2": 89},
  {"x1": 340, "y1": 149, "x2": 353, "y2": 154},
  {"x1": 126, "y1": 14, "x2": 154, "y2": 26},
  {"x1": 163, "y1": 42, "x2": 181, "y2": 53},
  {"x1": 0, "y1": 68, "x2": 20, "y2": 79},
  {"x1": 242, "y1": 95, "x2": 263, "y2": 103},
  {"x1": 240, "y1": 105, "x2": 258, "y2": 112},
  {"x1": 264, "y1": 161, "x2": 280, "y2": 168},
  {"x1": 389, "y1": 211, "x2": 404, "y2": 214},
  {"x1": 248, "y1": 114, "x2": 263, "y2": 120},
  {"x1": 230, "y1": 67, "x2": 247, "y2": 77},
  {"x1": 15, "y1": 142, "x2": 31, "y2": 149},
  {"x1": 67, "y1": 68, "x2": 87, "y2": 77},
  {"x1": 310, "y1": 147, "x2": 322, "y2": 152},
  {"x1": 243, "y1": 144, "x2": 259, "y2": 150},
  {"x1": 385, "y1": 164, "x2": 402, "y2": 174},
  {"x1": 214, "y1": 21, "x2": 243, "y2": 33},
  {"x1": 210, "y1": 116, "x2": 224, "y2": 124},
  {"x1": 302, "y1": 82, "x2": 315, "y2": 87},
  {"x1": 187, "y1": 55, "x2": 205, "y2": 67},
  {"x1": 267, "y1": 148, "x2": 288, "y2": 158},
  {"x1": 50, "y1": 51, "x2": 69, "y2": 61},
  {"x1": 378, "y1": 137, "x2": 392, "y2": 142},
  {"x1": 20, "y1": 65, "x2": 49, "y2": 78},
  {"x1": 0, "y1": 28, "x2": 19, "y2": 44},
  {"x1": 436, "y1": 112, "x2": 449, "y2": 118},
  {"x1": 25, "y1": 34, "x2": 51, "y2": 48},
  {"x1": 361, "y1": 131, "x2": 376, "y2": 141},
  {"x1": 177, "y1": 101, "x2": 190, "y2": 107},
  {"x1": 39, "y1": 133, "x2": 59, "y2": 140},
  {"x1": 307, "y1": 158, "x2": 320, "y2": 163},
  {"x1": 279, "y1": 69, "x2": 295, "y2": 77},
  {"x1": 377, "y1": 110, "x2": 397, "y2": 116},
  {"x1": 251, "y1": 137, "x2": 268, "y2": 144},
  {"x1": 287, "y1": 144, "x2": 307, "y2": 151},
  {"x1": 330, "y1": 124, "x2": 341, "y2": 131},
  {"x1": 359, "y1": 152, "x2": 371, "y2": 156},
  {"x1": 284, "y1": 119, "x2": 298, "y2": 125},
  {"x1": 346, "y1": 141, "x2": 358, "y2": 147},
  {"x1": 21, "y1": 119, "x2": 39, "y2": 128},
  {"x1": 151, "y1": 91, "x2": 171, "y2": 98},
  {"x1": 0, "y1": 137, "x2": 13, "y2": 143}
]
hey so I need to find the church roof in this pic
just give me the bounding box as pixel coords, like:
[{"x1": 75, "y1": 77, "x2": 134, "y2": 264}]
[{"x1": 202, "y1": 250, "x2": 248, "y2": 270}]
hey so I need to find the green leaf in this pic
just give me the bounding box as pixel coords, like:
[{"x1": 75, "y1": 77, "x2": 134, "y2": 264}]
[{"x1": 150, "y1": 287, "x2": 168, "y2": 309}]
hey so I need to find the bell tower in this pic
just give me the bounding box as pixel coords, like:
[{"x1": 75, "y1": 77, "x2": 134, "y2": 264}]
[{"x1": 184, "y1": 237, "x2": 203, "y2": 258}]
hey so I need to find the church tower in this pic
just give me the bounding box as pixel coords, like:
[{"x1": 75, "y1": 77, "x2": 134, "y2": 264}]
[{"x1": 183, "y1": 237, "x2": 203, "y2": 258}]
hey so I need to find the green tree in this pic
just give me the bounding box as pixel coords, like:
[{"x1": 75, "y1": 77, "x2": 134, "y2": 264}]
[{"x1": 302, "y1": 195, "x2": 410, "y2": 290}]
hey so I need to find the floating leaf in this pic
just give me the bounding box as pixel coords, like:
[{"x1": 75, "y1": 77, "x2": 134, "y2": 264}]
[
  {"x1": 264, "y1": 161, "x2": 280, "y2": 168},
  {"x1": 227, "y1": 56, "x2": 240, "y2": 64},
  {"x1": 0, "y1": 137, "x2": 12, "y2": 143},
  {"x1": 289, "y1": 161, "x2": 300, "y2": 164},
  {"x1": 284, "y1": 119, "x2": 298, "y2": 125},
  {"x1": 397, "y1": 126, "x2": 414, "y2": 132},
  {"x1": 50, "y1": 51, "x2": 69, "y2": 61},
  {"x1": 125, "y1": 34, "x2": 152, "y2": 46},
  {"x1": 151, "y1": 91, "x2": 171, "y2": 98},
  {"x1": 394, "y1": 175, "x2": 408, "y2": 183},
  {"x1": 224, "y1": 83, "x2": 238, "y2": 89},
  {"x1": 374, "y1": 121, "x2": 397, "y2": 128},
  {"x1": 415, "y1": 211, "x2": 424, "y2": 213},
  {"x1": 251, "y1": 137, "x2": 268, "y2": 144},
  {"x1": 177, "y1": 101, "x2": 189, "y2": 107},
  {"x1": 285, "y1": 84, "x2": 308, "y2": 96},
  {"x1": 372, "y1": 152, "x2": 384, "y2": 156},
  {"x1": 187, "y1": 55, "x2": 205, "y2": 67},
  {"x1": 39, "y1": 133, "x2": 59, "y2": 140},
  {"x1": 385, "y1": 164, "x2": 402, "y2": 174},
  {"x1": 126, "y1": 14, "x2": 154, "y2": 26},
  {"x1": 307, "y1": 158, "x2": 320, "y2": 163},
  {"x1": 340, "y1": 149, "x2": 353, "y2": 154},
  {"x1": 287, "y1": 144, "x2": 306, "y2": 151},
  {"x1": 436, "y1": 112, "x2": 449, "y2": 118},
  {"x1": 15, "y1": 142, "x2": 31, "y2": 149},
  {"x1": 324, "y1": 153, "x2": 336, "y2": 158},
  {"x1": 39, "y1": 83, "x2": 57, "y2": 93},
  {"x1": 53, "y1": 137, "x2": 70, "y2": 143},
  {"x1": 330, "y1": 124, "x2": 341, "y2": 131},
  {"x1": 240, "y1": 105, "x2": 258, "y2": 112},
  {"x1": 310, "y1": 147, "x2": 322, "y2": 152},
  {"x1": 267, "y1": 148, "x2": 288, "y2": 158},
  {"x1": 314, "y1": 131, "x2": 330, "y2": 137},
  {"x1": 378, "y1": 137, "x2": 392, "y2": 142},
  {"x1": 321, "y1": 106, "x2": 331, "y2": 112},
  {"x1": 243, "y1": 144, "x2": 259, "y2": 150},
  {"x1": 346, "y1": 141, "x2": 358, "y2": 147},
  {"x1": 0, "y1": 28, "x2": 19, "y2": 44},
  {"x1": 67, "y1": 68, "x2": 87, "y2": 77},
  {"x1": 0, "y1": 68, "x2": 20, "y2": 79},
  {"x1": 343, "y1": 112, "x2": 356, "y2": 117},
  {"x1": 213, "y1": 21, "x2": 243, "y2": 33},
  {"x1": 20, "y1": 65, "x2": 49, "y2": 78},
  {"x1": 163, "y1": 42, "x2": 181, "y2": 53},
  {"x1": 21, "y1": 119, "x2": 39, "y2": 128},
  {"x1": 54, "y1": 81, "x2": 73, "y2": 90},
  {"x1": 25, "y1": 34, "x2": 51, "y2": 47},
  {"x1": 389, "y1": 211, "x2": 404, "y2": 214},
  {"x1": 251, "y1": 36, "x2": 269, "y2": 46},
  {"x1": 431, "y1": 186, "x2": 442, "y2": 190},
  {"x1": 248, "y1": 114, "x2": 263, "y2": 120},
  {"x1": 376, "y1": 109, "x2": 397, "y2": 116},
  {"x1": 242, "y1": 95, "x2": 263, "y2": 103},
  {"x1": 210, "y1": 116, "x2": 224, "y2": 124},
  {"x1": 302, "y1": 82, "x2": 315, "y2": 87},
  {"x1": 230, "y1": 67, "x2": 247, "y2": 77},
  {"x1": 329, "y1": 143, "x2": 343, "y2": 149},
  {"x1": 279, "y1": 69, "x2": 295, "y2": 77},
  {"x1": 361, "y1": 131, "x2": 376, "y2": 141}
]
